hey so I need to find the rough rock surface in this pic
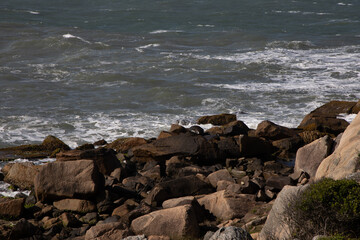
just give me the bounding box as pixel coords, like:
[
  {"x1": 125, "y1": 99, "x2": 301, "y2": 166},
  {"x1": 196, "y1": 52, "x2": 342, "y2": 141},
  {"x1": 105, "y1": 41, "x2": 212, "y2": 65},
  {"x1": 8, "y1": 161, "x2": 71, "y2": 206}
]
[
  {"x1": 197, "y1": 190, "x2": 256, "y2": 220},
  {"x1": 131, "y1": 205, "x2": 199, "y2": 238},
  {"x1": 209, "y1": 226, "x2": 254, "y2": 240},
  {"x1": 3, "y1": 162, "x2": 41, "y2": 189},
  {"x1": 53, "y1": 199, "x2": 96, "y2": 213},
  {"x1": 197, "y1": 113, "x2": 237, "y2": 125},
  {"x1": 315, "y1": 112, "x2": 360, "y2": 180},
  {"x1": 34, "y1": 160, "x2": 103, "y2": 201},
  {"x1": 85, "y1": 222, "x2": 130, "y2": 240},
  {"x1": 259, "y1": 185, "x2": 307, "y2": 240},
  {"x1": 294, "y1": 135, "x2": 333, "y2": 179},
  {"x1": 0, "y1": 198, "x2": 24, "y2": 218},
  {"x1": 255, "y1": 120, "x2": 298, "y2": 141},
  {"x1": 207, "y1": 169, "x2": 235, "y2": 188}
]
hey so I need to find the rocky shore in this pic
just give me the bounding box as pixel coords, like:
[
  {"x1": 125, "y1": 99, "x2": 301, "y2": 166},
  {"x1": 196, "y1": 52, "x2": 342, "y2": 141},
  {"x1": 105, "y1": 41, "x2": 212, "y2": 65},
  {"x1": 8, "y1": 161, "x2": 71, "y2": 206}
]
[{"x1": 0, "y1": 100, "x2": 360, "y2": 240}]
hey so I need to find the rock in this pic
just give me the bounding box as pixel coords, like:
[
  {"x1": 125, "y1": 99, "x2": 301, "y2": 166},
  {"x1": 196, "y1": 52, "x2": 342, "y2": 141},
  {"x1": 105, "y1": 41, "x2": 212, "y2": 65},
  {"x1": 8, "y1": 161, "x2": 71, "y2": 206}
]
[
  {"x1": 120, "y1": 203, "x2": 153, "y2": 227},
  {"x1": 208, "y1": 226, "x2": 253, "y2": 240},
  {"x1": 298, "y1": 100, "x2": 357, "y2": 135},
  {"x1": 255, "y1": 120, "x2": 298, "y2": 141},
  {"x1": 217, "y1": 181, "x2": 238, "y2": 192},
  {"x1": 315, "y1": 112, "x2": 360, "y2": 180},
  {"x1": 197, "y1": 190, "x2": 256, "y2": 221},
  {"x1": 76, "y1": 143, "x2": 95, "y2": 150},
  {"x1": 0, "y1": 198, "x2": 24, "y2": 218},
  {"x1": 298, "y1": 130, "x2": 327, "y2": 144},
  {"x1": 145, "y1": 175, "x2": 213, "y2": 206},
  {"x1": 0, "y1": 135, "x2": 70, "y2": 161},
  {"x1": 140, "y1": 164, "x2": 161, "y2": 181},
  {"x1": 265, "y1": 175, "x2": 293, "y2": 191},
  {"x1": 189, "y1": 125, "x2": 205, "y2": 135},
  {"x1": 3, "y1": 162, "x2": 41, "y2": 189},
  {"x1": 122, "y1": 176, "x2": 154, "y2": 193},
  {"x1": 106, "y1": 137, "x2": 147, "y2": 153},
  {"x1": 238, "y1": 135, "x2": 273, "y2": 158},
  {"x1": 217, "y1": 137, "x2": 241, "y2": 158},
  {"x1": 259, "y1": 185, "x2": 307, "y2": 240},
  {"x1": 352, "y1": 100, "x2": 360, "y2": 113},
  {"x1": 8, "y1": 218, "x2": 42, "y2": 239},
  {"x1": 131, "y1": 205, "x2": 199, "y2": 238},
  {"x1": 207, "y1": 169, "x2": 235, "y2": 188},
  {"x1": 112, "y1": 199, "x2": 139, "y2": 217},
  {"x1": 162, "y1": 196, "x2": 197, "y2": 209},
  {"x1": 85, "y1": 222, "x2": 130, "y2": 240},
  {"x1": 34, "y1": 160, "x2": 103, "y2": 202},
  {"x1": 169, "y1": 124, "x2": 188, "y2": 134},
  {"x1": 272, "y1": 136, "x2": 304, "y2": 154},
  {"x1": 54, "y1": 199, "x2": 96, "y2": 213},
  {"x1": 197, "y1": 113, "x2": 237, "y2": 125},
  {"x1": 80, "y1": 212, "x2": 98, "y2": 225},
  {"x1": 94, "y1": 139, "x2": 107, "y2": 146},
  {"x1": 206, "y1": 121, "x2": 249, "y2": 136},
  {"x1": 294, "y1": 135, "x2": 333, "y2": 179},
  {"x1": 332, "y1": 132, "x2": 343, "y2": 152},
  {"x1": 238, "y1": 176, "x2": 260, "y2": 194},
  {"x1": 56, "y1": 147, "x2": 121, "y2": 176},
  {"x1": 122, "y1": 235, "x2": 147, "y2": 240},
  {"x1": 132, "y1": 132, "x2": 219, "y2": 163},
  {"x1": 60, "y1": 212, "x2": 81, "y2": 228}
]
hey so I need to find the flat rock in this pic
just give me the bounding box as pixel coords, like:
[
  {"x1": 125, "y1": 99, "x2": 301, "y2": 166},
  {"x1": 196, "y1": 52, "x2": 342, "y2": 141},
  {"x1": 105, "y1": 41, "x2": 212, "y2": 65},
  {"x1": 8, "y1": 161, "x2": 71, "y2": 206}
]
[
  {"x1": 106, "y1": 137, "x2": 147, "y2": 153},
  {"x1": 34, "y1": 160, "x2": 103, "y2": 202},
  {"x1": 0, "y1": 198, "x2": 24, "y2": 218},
  {"x1": 131, "y1": 205, "x2": 199, "y2": 238},
  {"x1": 54, "y1": 199, "x2": 96, "y2": 213},
  {"x1": 197, "y1": 190, "x2": 256, "y2": 221}
]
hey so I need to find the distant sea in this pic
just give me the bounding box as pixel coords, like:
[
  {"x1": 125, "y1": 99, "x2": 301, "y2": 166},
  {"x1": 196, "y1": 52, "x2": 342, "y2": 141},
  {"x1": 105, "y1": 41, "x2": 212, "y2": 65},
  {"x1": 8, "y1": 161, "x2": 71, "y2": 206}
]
[{"x1": 1, "y1": 0, "x2": 360, "y2": 148}]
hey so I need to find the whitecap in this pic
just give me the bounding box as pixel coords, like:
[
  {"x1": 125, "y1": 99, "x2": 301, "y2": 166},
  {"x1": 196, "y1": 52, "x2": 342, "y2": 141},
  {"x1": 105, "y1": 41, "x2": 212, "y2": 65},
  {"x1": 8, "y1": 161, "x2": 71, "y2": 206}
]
[
  {"x1": 337, "y1": 113, "x2": 357, "y2": 123},
  {"x1": 149, "y1": 30, "x2": 183, "y2": 34},
  {"x1": 62, "y1": 33, "x2": 91, "y2": 44},
  {"x1": 135, "y1": 43, "x2": 160, "y2": 52},
  {"x1": 29, "y1": 11, "x2": 40, "y2": 15}
]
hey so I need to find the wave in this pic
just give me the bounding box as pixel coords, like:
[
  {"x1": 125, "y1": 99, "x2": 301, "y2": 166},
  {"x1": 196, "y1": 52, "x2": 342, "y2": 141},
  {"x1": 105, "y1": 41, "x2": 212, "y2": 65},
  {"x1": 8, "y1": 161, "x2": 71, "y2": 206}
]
[{"x1": 149, "y1": 30, "x2": 184, "y2": 34}]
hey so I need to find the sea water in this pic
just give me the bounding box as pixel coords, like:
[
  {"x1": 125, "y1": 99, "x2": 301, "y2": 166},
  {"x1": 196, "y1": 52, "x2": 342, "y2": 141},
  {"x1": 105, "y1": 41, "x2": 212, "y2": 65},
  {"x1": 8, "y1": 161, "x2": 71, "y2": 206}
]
[{"x1": 0, "y1": 0, "x2": 359, "y2": 148}]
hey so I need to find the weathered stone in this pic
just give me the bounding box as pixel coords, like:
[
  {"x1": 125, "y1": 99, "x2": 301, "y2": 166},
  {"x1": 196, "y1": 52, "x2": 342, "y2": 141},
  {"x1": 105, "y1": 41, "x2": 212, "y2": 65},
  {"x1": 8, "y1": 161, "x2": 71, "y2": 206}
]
[
  {"x1": 162, "y1": 196, "x2": 197, "y2": 209},
  {"x1": 145, "y1": 175, "x2": 213, "y2": 206},
  {"x1": 298, "y1": 130, "x2": 327, "y2": 144},
  {"x1": 197, "y1": 190, "x2": 256, "y2": 220},
  {"x1": 209, "y1": 226, "x2": 253, "y2": 240},
  {"x1": 140, "y1": 164, "x2": 161, "y2": 181},
  {"x1": 122, "y1": 176, "x2": 153, "y2": 193},
  {"x1": 197, "y1": 113, "x2": 237, "y2": 125},
  {"x1": 76, "y1": 143, "x2": 95, "y2": 150},
  {"x1": 60, "y1": 212, "x2": 81, "y2": 228},
  {"x1": 131, "y1": 205, "x2": 199, "y2": 238},
  {"x1": 217, "y1": 180, "x2": 238, "y2": 192},
  {"x1": 255, "y1": 120, "x2": 298, "y2": 141},
  {"x1": 106, "y1": 137, "x2": 147, "y2": 153},
  {"x1": 217, "y1": 137, "x2": 241, "y2": 158},
  {"x1": 112, "y1": 199, "x2": 139, "y2": 217},
  {"x1": 0, "y1": 135, "x2": 70, "y2": 161},
  {"x1": 80, "y1": 212, "x2": 98, "y2": 225},
  {"x1": 8, "y1": 218, "x2": 42, "y2": 240},
  {"x1": 85, "y1": 222, "x2": 130, "y2": 240},
  {"x1": 259, "y1": 185, "x2": 307, "y2": 240},
  {"x1": 56, "y1": 147, "x2": 121, "y2": 176},
  {"x1": 54, "y1": 199, "x2": 96, "y2": 213},
  {"x1": 132, "y1": 132, "x2": 219, "y2": 163},
  {"x1": 3, "y1": 162, "x2": 41, "y2": 189},
  {"x1": 265, "y1": 175, "x2": 293, "y2": 191},
  {"x1": 298, "y1": 101, "x2": 357, "y2": 135},
  {"x1": 294, "y1": 135, "x2": 333, "y2": 179},
  {"x1": 238, "y1": 135, "x2": 273, "y2": 158},
  {"x1": 272, "y1": 136, "x2": 304, "y2": 153},
  {"x1": 0, "y1": 198, "x2": 24, "y2": 218},
  {"x1": 316, "y1": 112, "x2": 360, "y2": 180},
  {"x1": 169, "y1": 124, "x2": 187, "y2": 134},
  {"x1": 34, "y1": 160, "x2": 103, "y2": 202},
  {"x1": 207, "y1": 169, "x2": 235, "y2": 188}
]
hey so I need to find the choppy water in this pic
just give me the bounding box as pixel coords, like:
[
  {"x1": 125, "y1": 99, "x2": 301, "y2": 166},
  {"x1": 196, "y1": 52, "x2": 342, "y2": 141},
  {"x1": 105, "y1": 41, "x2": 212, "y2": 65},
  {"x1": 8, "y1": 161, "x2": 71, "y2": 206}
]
[{"x1": 1, "y1": 0, "x2": 360, "y2": 148}]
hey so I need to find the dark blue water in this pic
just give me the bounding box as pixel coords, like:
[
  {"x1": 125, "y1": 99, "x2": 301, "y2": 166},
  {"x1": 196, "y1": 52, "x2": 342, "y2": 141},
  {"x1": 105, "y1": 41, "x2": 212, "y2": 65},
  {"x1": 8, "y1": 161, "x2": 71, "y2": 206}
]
[{"x1": 1, "y1": 0, "x2": 359, "y2": 148}]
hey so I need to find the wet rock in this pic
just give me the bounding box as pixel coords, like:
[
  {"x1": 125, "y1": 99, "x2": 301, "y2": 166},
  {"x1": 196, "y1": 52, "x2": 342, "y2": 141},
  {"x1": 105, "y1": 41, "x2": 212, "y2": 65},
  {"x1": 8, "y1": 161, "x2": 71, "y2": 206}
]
[
  {"x1": 208, "y1": 226, "x2": 253, "y2": 240},
  {"x1": 106, "y1": 137, "x2": 147, "y2": 153},
  {"x1": 197, "y1": 113, "x2": 237, "y2": 125},
  {"x1": 56, "y1": 147, "x2": 121, "y2": 176},
  {"x1": 298, "y1": 100, "x2": 357, "y2": 135},
  {"x1": 0, "y1": 197, "x2": 24, "y2": 219},
  {"x1": 206, "y1": 121, "x2": 249, "y2": 136},
  {"x1": 3, "y1": 162, "x2": 41, "y2": 189},
  {"x1": 131, "y1": 205, "x2": 199, "y2": 238},
  {"x1": 294, "y1": 135, "x2": 333, "y2": 179},
  {"x1": 145, "y1": 175, "x2": 213, "y2": 206},
  {"x1": 197, "y1": 190, "x2": 256, "y2": 221},
  {"x1": 255, "y1": 120, "x2": 298, "y2": 141},
  {"x1": 0, "y1": 135, "x2": 70, "y2": 161},
  {"x1": 76, "y1": 143, "x2": 95, "y2": 150},
  {"x1": 54, "y1": 199, "x2": 97, "y2": 213},
  {"x1": 34, "y1": 160, "x2": 103, "y2": 202}
]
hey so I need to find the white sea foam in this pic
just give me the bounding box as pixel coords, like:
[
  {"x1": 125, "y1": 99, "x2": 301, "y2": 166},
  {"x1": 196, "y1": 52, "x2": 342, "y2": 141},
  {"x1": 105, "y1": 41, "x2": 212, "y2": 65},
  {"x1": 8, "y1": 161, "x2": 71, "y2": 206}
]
[
  {"x1": 135, "y1": 43, "x2": 160, "y2": 52},
  {"x1": 149, "y1": 30, "x2": 184, "y2": 34},
  {"x1": 337, "y1": 113, "x2": 357, "y2": 123},
  {"x1": 62, "y1": 33, "x2": 91, "y2": 44},
  {"x1": 29, "y1": 11, "x2": 40, "y2": 15}
]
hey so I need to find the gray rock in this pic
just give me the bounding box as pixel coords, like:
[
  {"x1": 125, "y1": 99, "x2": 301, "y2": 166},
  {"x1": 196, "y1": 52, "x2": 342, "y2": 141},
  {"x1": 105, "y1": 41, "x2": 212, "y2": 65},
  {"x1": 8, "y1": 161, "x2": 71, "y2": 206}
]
[
  {"x1": 209, "y1": 226, "x2": 253, "y2": 240},
  {"x1": 122, "y1": 235, "x2": 147, "y2": 240}
]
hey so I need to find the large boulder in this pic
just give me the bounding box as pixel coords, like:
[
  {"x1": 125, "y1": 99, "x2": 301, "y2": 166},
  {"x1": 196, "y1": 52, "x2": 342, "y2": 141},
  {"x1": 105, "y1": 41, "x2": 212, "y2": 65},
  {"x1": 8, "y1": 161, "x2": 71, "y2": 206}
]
[
  {"x1": 255, "y1": 120, "x2": 298, "y2": 141},
  {"x1": 259, "y1": 185, "x2": 307, "y2": 240},
  {"x1": 56, "y1": 147, "x2": 121, "y2": 175},
  {"x1": 209, "y1": 226, "x2": 253, "y2": 240},
  {"x1": 294, "y1": 135, "x2": 333, "y2": 179},
  {"x1": 315, "y1": 112, "x2": 360, "y2": 180},
  {"x1": 206, "y1": 121, "x2": 249, "y2": 136},
  {"x1": 0, "y1": 198, "x2": 24, "y2": 219},
  {"x1": 298, "y1": 101, "x2": 357, "y2": 135},
  {"x1": 197, "y1": 113, "x2": 237, "y2": 125},
  {"x1": 197, "y1": 190, "x2": 256, "y2": 221},
  {"x1": 3, "y1": 162, "x2": 41, "y2": 189},
  {"x1": 131, "y1": 205, "x2": 199, "y2": 238},
  {"x1": 238, "y1": 135, "x2": 273, "y2": 158},
  {"x1": 34, "y1": 160, "x2": 103, "y2": 202},
  {"x1": 145, "y1": 175, "x2": 213, "y2": 206},
  {"x1": 132, "y1": 132, "x2": 219, "y2": 163},
  {"x1": 106, "y1": 137, "x2": 147, "y2": 153},
  {"x1": 0, "y1": 135, "x2": 70, "y2": 161}
]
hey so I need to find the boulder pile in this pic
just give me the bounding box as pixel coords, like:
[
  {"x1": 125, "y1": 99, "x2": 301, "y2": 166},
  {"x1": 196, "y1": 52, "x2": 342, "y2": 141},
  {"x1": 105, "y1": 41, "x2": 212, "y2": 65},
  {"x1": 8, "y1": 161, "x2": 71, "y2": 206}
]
[{"x1": 0, "y1": 100, "x2": 359, "y2": 240}]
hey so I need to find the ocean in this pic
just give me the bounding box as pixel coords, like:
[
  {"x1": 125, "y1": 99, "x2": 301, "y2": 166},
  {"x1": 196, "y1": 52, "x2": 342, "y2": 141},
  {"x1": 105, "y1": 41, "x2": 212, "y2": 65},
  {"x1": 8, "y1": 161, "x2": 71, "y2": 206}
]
[{"x1": 1, "y1": 0, "x2": 359, "y2": 148}]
